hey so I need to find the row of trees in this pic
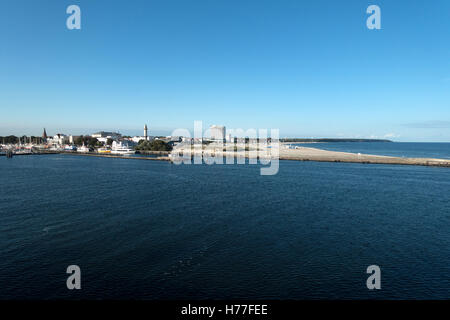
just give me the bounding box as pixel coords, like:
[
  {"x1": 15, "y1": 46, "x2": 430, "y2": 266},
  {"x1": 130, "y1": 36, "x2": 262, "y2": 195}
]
[
  {"x1": 0, "y1": 136, "x2": 46, "y2": 144},
  {"x1": 73, "y1": 136, "x2": 102, "y2": 147},
  {"x1": 1, "y1": 135, "x2": 174, "y2": 152},
  {"x1": 135, "y1": 140, "x2": 173, "y2": 151},
  {"x1": 72, "y1": 136, "x2": 116, "y2": 147},
  {"x1": 0, "y1": 136, "x2": 19, "y2": 144},
  {"x1": 0, "y1": 135, "x2": 105, "y2": 147}
]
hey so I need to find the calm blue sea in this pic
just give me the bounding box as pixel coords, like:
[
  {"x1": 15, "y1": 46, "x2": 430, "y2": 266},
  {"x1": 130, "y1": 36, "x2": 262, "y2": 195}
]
[
  {"x1": 1, "y1": 153, "x2": 450, "y2": 299},
  {"x1": 291, "y1": 142, "x2": 450, "y2": 159}
]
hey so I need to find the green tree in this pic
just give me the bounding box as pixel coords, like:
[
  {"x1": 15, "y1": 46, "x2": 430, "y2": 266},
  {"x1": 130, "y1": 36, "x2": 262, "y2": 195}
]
[
  {"x1": 74, "y1": 136, "x2": 84, "y2": 146},
  {"x1": 135, "y1": 140, "x2": 173, "y2": 151},
  {"x1": 0, "y1": 136, "x2": 19, "y2": 144}
]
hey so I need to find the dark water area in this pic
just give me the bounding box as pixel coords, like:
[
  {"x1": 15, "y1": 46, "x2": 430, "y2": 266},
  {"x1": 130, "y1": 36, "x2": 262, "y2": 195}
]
[
  {"x1": 1, "y1": 154, "x2": 450, "y2": 299},
  {"x1": 291, "y1": 142, "x2": 450, "y2": 159}
]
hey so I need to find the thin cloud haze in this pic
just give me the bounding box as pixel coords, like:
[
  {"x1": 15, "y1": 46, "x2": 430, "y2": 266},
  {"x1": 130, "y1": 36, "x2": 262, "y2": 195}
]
[{"x1": 403, "y1": 121, "x2": 450, "y2": 129}]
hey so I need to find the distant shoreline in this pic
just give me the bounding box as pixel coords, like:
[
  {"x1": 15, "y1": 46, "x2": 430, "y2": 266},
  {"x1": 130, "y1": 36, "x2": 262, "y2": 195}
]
[{"x1": 280, "y1": 138, "x2": 392, "y2": 143}]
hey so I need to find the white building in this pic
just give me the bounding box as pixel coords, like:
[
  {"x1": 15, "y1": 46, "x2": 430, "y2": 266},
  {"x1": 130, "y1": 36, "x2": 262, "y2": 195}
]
[
  {"x1": 49, "y1": 134, "x2": 69, "y2": 145},
  {"x1": 91, "y1": 131, "x2": 122, "y2": 139},
  {"x1": 90, "y1": 131, "x2": 122, "y2": 144},
  {"x1": 210, "y1": 125, "x2": 226, "y2": 141},
  {"x1": 131, "y1": 136, "x2": 153, "y2": 143},
  {"x1": 96, "y1": 137, "x2": 108, "y2": 144}
]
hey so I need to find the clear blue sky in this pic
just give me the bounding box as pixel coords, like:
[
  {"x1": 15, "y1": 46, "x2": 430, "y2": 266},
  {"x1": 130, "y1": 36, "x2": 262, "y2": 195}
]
[{"x1": 1, "y1": 0, "x2": 449, "y2": 141}]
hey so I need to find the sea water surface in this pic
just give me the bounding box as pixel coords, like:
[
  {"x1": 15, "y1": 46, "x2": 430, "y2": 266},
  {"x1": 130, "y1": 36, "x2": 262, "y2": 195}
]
[
  {"x1": 292, "y1": 142, "x2": 450, "y2": 159},
  {"x1": 1, "y1": 154, "x2": 450, "y2": 299}
]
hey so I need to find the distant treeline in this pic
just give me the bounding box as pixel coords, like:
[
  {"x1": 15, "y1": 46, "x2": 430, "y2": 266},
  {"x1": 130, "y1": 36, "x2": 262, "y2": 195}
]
[
  {"x1": 73, "y1": 136, "x2": 102, "y2": 147},
  {"x1": 135, "y1": 140, "x2": 173, "y2": 151},
  {"x1": 0, "y1": 135, "x2": 45, "y2": 144},
  {"x1": 280, "y1": 138, "x2": 392, "y2": 143}
]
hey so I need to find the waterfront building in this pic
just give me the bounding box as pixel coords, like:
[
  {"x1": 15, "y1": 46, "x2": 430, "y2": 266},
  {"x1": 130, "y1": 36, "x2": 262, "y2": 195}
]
[
  {"x1": 91, "y1": 131, "x2": 122, "y2": 140},
  {"x1": 210, "y1": 125, "x2": 226, "y2": 141},
  {"x1": 131, "y1": 136, "x2": 144, "y2": 143},
  {"x1": 49, "y1": 134, "x2": 69, "y2": 146},
  {"x1": 96, "y1": 137, "x2": 108, "y2": 144}
]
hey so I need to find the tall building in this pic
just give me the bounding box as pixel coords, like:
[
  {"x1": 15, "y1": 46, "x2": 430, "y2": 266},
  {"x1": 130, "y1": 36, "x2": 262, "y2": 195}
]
[
  {"x1": 210, "y1": 125, "x2": 226, "y2": 141},
  {"x1": 130, "y1": 124, "x2": 151, "y2": 143},
  {"x1": 42, "y1": 128, "x2": 48, "y2": 140}
]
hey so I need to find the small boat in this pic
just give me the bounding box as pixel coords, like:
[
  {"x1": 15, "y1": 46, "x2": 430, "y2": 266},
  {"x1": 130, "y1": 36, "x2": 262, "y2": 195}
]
[
  {"x1": 14, "y1": 148, "x2": 32, "y2": 154},
  {"x1": 97, "y1": 147, "x2": 111, "y2": 154},
  {"x1": 77, "y1": 145, "x2": 91, "y2": 153},
  {"x1": 64, "y1": 145, "x2": 77, "y2": 151}
]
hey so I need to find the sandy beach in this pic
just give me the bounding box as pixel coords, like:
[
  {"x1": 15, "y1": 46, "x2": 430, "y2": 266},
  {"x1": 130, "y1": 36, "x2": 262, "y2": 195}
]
[
  {"x1": 171, "y1": 142, "x2": 450, "y2": 168},
  {"x1": 279, "y1": 145, "x2": 450, "y2": 167}
]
